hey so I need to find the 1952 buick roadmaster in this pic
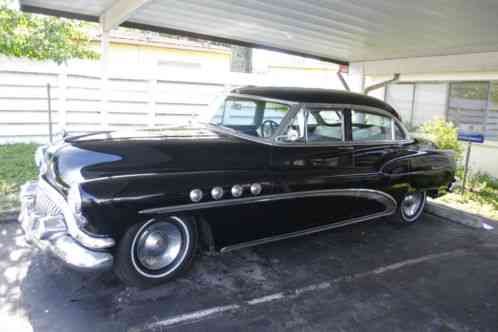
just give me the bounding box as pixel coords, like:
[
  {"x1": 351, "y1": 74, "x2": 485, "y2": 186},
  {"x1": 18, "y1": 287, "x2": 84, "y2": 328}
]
[{"x1": 18, "y1": 87, "x2": 456, "y2": 287}]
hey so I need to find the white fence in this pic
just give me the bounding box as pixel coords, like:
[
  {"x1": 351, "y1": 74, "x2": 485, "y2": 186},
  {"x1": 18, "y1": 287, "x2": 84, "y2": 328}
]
[{"x1": 0, "y1": 58, "x2": 343, "y2": 143}]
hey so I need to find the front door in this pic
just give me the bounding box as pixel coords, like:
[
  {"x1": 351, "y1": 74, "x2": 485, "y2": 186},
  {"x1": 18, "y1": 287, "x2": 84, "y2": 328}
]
[{"x1": 268, "y1": 107, "x2": 362, "y2": 234}]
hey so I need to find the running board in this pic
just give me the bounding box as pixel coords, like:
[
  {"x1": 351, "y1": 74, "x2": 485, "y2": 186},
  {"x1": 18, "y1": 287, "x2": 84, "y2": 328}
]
[{"x1": 220, "y1": 209, "x2": 395, "y2": 253}]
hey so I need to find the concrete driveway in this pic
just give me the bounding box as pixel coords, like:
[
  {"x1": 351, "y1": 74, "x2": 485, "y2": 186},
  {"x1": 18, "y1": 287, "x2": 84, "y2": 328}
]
[{"x1": 1, "y1": 213, "x2": 497, "y2": 332}]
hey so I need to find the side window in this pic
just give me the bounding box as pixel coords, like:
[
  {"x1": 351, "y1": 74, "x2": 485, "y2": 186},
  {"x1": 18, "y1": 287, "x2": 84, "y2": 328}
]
[
  {"x1": 222, "y1": 100, "x2": 256, "y2": 126},
  {"x1": 261, "y1": 102, "x2": 289, "y2": 126},
  {"x1": 280, "y1": 108, "x2": 344, "y2": 143},
  {"x1": 351, "y1": 110, "x2": 393, "y2": 141},
  {"x1": 282, "y1": 110, "x2": 307, "y2": 142},
  {"x1": 258, "y1": 102, "x2": 291, "y2": 138},
  {"x1": 308, "y1": 109, "x2": 343, "y2": 142}
]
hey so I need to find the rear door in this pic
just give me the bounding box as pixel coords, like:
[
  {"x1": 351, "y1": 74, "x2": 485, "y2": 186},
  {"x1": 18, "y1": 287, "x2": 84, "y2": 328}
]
[{"x1": 349, "y1": 108, "x2": 409, "y2": 214}]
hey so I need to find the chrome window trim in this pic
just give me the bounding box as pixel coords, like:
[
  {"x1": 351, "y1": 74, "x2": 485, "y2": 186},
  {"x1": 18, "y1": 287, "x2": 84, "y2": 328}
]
[
  {"x1": 139, "y1": 188, "x2": 397, "y2": 216},
  {"x1": 38, "y1": 177, "x2": 115, "y2": 249},
  {"x1": 208, "y1": 123, "x2": 280, "y2": 147},
  {"x1": 274, "y1": 103, "x2": 412, "y2": 147},
  {"x1": 205, "y1": 94, "x2": 412, "y2": 147}
]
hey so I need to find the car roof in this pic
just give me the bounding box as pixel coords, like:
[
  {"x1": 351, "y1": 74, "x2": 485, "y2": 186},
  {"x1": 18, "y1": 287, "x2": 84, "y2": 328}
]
[{"x1": 231, "y1": 86, "x2": 400, "y2": 119}]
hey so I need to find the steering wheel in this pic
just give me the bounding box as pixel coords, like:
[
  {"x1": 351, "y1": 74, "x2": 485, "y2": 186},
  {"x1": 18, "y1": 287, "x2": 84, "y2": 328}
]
[{"x1": 260, "y1": 119, "x2": 279, "y2": 138}]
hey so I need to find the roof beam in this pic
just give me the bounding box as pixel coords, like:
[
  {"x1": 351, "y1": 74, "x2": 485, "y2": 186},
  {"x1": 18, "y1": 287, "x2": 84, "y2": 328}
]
[{"x1": 100, "y1": 0, "x2": 150, "y2": 32}]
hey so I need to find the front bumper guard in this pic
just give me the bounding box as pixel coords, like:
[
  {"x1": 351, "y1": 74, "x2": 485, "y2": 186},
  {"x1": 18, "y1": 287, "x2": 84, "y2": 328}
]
[{"x1": 18, "y1": 181, "x2": 113, "y2": 272}]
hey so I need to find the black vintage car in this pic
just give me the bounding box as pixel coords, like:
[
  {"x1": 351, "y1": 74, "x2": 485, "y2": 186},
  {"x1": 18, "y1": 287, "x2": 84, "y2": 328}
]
[{"x1": 19, "y1": 87, "x2": 456, "y2": 287}]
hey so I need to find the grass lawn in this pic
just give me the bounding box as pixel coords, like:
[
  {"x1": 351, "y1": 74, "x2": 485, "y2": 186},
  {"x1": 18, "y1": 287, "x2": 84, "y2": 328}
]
[
  {"x1": 0, "y1": 143, "x2": 39, "y2": 212},
  {"x1": 436, "y1": 171, "x2": 498, "y2": 221}
]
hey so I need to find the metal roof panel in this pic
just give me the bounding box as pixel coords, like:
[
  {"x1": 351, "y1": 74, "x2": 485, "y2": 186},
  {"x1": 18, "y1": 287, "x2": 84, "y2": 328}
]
[{"x1": 20, "y1": 0, "x2": 498, "y2": 64}]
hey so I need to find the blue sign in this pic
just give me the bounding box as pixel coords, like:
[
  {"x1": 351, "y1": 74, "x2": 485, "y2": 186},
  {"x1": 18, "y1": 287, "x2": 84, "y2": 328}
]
[{"x1": 458, "y1": 131, "x2": 485, "y2": 143}]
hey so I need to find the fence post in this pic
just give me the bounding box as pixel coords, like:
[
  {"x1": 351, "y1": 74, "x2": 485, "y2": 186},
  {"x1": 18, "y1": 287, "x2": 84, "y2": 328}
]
[
  {"x1": 58, "y1": 65, "x2": 68, "y2": 129},
  {"x1": 100, "y1": 30, "x2": 110, "y2": 129},
  {"x1": 148, "y1": 78, "x2": 157, "y2": 127},
  {"x1": 46, "y1": 83, "x2": 53, "y2": 143}
]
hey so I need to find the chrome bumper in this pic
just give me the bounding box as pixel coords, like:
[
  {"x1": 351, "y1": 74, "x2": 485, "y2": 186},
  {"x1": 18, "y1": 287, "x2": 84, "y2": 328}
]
[{"x1": 18, "y1": 181, "x2": 113, "y2": 272}]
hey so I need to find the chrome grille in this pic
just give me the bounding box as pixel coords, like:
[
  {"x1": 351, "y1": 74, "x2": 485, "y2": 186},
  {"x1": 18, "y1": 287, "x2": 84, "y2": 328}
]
[{"x1": 35, "y1": 187, "x2": 62, "y2": 216}]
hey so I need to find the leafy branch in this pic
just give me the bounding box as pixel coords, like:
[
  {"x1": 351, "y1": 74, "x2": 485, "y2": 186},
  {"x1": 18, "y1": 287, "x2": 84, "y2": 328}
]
[{"x1": 0, "y1": 1, "x2": 99, "y2": 64}]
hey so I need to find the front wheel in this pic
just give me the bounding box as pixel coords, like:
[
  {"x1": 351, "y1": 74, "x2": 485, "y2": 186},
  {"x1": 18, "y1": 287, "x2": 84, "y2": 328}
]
[
  {"x1": 389, "y1": 191, "x2": 427, "y2": 225},
  {"x1": 114, "y1": 216, "x2": 197, "y2": 287}
]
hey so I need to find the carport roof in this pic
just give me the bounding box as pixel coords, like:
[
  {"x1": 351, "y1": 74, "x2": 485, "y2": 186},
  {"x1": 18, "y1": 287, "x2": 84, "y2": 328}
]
[{"x1": 20, "y1": 0, "x2": 498, "y2": 65}]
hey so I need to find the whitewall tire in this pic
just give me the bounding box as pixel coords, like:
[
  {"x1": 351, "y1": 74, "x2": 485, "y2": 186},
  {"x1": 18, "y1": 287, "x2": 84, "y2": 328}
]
[{"x1": 114, "y1": 216, "x2": 197, "y2": 287}]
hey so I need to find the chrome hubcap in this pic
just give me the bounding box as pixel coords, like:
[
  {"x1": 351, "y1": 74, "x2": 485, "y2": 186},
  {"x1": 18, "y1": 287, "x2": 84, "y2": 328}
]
[
  {"x1": 401, "y1": 192, "x2": 424, "y2": 218},
  {"x1": 136, "y1": 221, "x2": 183, "y2": 270}
]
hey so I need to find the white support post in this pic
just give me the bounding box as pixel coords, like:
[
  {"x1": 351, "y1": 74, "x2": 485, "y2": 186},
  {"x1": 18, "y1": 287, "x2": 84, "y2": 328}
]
[
  {"x1": 101, "y1": 0, "x2": 150, "y2": 32},
  {"x1": 100, "y1": 28, "x2": 110, "y2": 129},
  {"x1": 348, "y1": 63, "x2": 366, "y2": 94}
]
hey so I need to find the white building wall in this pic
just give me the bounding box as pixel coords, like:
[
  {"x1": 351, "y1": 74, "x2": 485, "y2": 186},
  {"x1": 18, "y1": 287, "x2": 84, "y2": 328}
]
[{"x1": 355, "y1": 52, "x2": 498, "y2": 177}]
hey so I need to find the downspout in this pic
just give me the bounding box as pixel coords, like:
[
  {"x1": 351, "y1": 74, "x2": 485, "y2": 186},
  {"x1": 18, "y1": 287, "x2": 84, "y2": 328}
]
[
  {"x1": 364, "y1": 73, "x2": 400, "y2": 95},
  {"x1": 337, "y1": 70, "x2": 350, "y2": 91}
]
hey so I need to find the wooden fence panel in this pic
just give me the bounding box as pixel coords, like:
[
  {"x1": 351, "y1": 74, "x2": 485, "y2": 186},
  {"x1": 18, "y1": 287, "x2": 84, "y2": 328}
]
[{"x1": 0, "y1": 58, "x2": 339, "y2": 143}]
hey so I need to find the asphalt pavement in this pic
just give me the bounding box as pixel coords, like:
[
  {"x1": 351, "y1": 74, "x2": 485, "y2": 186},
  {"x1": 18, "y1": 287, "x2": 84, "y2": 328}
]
[{"x1": 1, "y1": 213, "x2": 497, "y2": 332}]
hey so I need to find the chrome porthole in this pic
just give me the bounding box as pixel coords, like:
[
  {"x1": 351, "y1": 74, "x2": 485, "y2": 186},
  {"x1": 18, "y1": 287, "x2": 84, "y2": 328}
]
[
  {"x1": 250, "y1": 183, "x2": 262, "y2": 195},
  {"x1": 211, "y1": 186, "x2": 224, "y2": 200},
  {"x1": 231, "y1": 184, "x2": 243, "y2": 197},
  {"x1": 131, "y1": 217, "x2": 190, "y2": 278},
  {"x1": 189, "y1": 189, "x2": 203, "y2": 202},
  {"x1": 401, "y1": 191, "x2": 426, "y2": 222}
]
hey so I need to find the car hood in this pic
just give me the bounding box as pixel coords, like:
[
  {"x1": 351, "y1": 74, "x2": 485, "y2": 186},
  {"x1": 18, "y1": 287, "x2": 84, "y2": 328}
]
[{"x1": 46, "y1": 125, "x2": 268, "y2": 188}]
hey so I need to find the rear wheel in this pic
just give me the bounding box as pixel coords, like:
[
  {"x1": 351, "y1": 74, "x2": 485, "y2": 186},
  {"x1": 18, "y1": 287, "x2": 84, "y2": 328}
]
[
  {"x1": 114, "y1": 216, "x2": 197, "y2": 287},
  {"x1": 389, "y1": 191, "x2": 427, "y2": 225}
]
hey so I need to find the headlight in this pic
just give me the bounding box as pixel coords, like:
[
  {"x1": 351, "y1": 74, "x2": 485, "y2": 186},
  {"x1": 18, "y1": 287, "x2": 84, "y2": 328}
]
[{"x1": 67, "y1": 185, "x2": 88, "y2": 227}]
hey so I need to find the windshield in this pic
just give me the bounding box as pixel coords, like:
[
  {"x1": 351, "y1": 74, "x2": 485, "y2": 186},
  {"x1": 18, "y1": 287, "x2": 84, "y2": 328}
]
[{"x1": 201, "y1": 95, "x2": 292, "y2": 139}]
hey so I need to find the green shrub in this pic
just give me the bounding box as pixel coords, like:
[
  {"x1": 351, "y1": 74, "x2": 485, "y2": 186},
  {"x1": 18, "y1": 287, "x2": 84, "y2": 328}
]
[
  {"x1": 421, "y1": 118, "x2": 464, "y2": 161},
  {"x1": 0, "y1": 143, "x2": 39, "y2": 195}
]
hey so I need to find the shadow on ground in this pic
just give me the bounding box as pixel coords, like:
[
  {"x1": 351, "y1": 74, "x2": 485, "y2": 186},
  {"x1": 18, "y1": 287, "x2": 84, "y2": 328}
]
[{"x1": 1, "y1": 214, "x2": 498, "y2": 332}]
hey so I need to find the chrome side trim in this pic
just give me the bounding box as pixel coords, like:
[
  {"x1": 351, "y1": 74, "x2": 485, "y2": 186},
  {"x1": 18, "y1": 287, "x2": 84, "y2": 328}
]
[
  {"x1": 220, "y1": 208, "x2": 395, "y2": 253},
  {"x1": 139, "y1": 188, "x2": 397, "y2": 216}
]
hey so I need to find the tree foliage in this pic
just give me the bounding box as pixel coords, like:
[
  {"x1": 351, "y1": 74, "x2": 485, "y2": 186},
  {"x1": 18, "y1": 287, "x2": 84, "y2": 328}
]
[
  {"x1": 0, "y1": 1, "x2": 99, "y2": 64},
  {"x1": 421, "y1": 118, "x2": 463, "y2": 161}
]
